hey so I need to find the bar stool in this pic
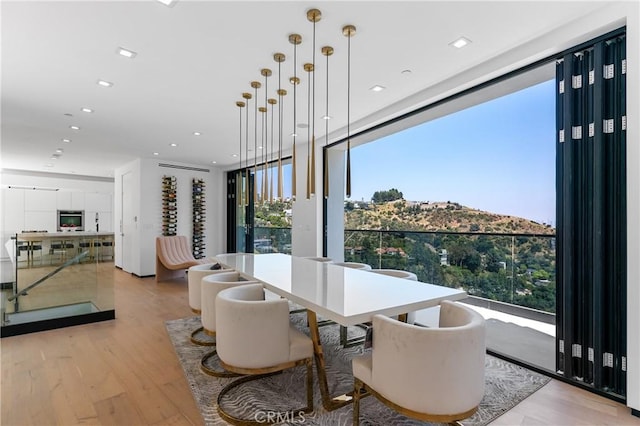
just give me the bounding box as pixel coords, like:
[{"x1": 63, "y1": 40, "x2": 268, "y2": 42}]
[
  {"x1": 29, "y1": 241, "x2": 43, "y2": 266},
  {"x1": 50, "y1": 240, "x2": 74, "y2": 264},
  {"x1": 100, "y1": 237, "x2": 114, "y2": 261},
  {"x1": 17, "y1": 241, "x2": 30, "y2": 264}
]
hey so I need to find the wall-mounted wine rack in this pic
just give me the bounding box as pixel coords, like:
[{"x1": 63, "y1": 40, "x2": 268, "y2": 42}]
[
  {"x1": 192, "y1": 178, "x2": 205, "y2": 259},
  {"x1": 162, "y1": 175, "x2": 177, "y2": 236}
]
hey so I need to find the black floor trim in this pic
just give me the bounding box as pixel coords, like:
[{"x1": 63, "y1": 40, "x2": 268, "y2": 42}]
[
  {"x1": 1, "y1": 310, "x2": 115, "y2": 337},
  {"x1": 487, "y1": 349, "x2": 626, "y2": 405}
]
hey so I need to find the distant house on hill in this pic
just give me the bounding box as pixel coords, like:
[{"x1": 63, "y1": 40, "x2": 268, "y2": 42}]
[
  {"x1": 375, "y1": 247, "x2": 407, "y2": 257},
  {"x1": 439, "y1": 249, "x2": 449, "y2": 266}
]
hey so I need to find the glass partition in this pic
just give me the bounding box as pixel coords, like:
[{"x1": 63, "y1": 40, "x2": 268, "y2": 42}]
[{"x1": 1, "y1": 232, "x2": 115, "y2": 337}]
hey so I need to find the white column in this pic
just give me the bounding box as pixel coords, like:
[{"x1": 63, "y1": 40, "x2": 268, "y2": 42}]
[{"x1": 326, "y1": 147, "x2": 345, "y2": 262}]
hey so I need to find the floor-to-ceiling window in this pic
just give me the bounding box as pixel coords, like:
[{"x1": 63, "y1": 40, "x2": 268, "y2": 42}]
[
  {"x1": 323, "y1": 28, "x2": 627, "y2": 401},
  {"x1": 226, "y1": 160, "x2": 293, "y2": 254}
]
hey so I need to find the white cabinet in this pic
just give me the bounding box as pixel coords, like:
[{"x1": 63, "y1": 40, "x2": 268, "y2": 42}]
[
  {"x1": 56, "y1": 192, "x2": 72, "y2": 210},
  {"x1": 71, "y1": 192, "x2": 85, "y2": 210},
  {"x1": 24, "y1": 190, "x2": 57, "y2": 211},
  {"x1": 24, "y1": 211, "x2": 56, "y2": 232},
  {"x1": 2, "y1": 188, "x2": 25, "y2": 235}
]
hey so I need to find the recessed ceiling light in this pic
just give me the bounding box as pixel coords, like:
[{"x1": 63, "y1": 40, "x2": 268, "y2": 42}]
[
  {"x1": 170, "y1": 143, "x2": 178, "y2": 147},
  {"x1": 156, "y1": 0, "x2": 177, "y2": 6},
  {"x1": 291, "y1": 132, "x2": 298, "y2": 137},
  {"x1": 232, "y1": 154, "x2": 238, "y2": 157},
  {"x1": 117, "y1": 47, "x2": 137, "y2": 59},
  {"x1": 322, "y1": 115, "x2": 332, "y2": 120},
  {"x1": 97, "y1": 79, "x2": 113, "y2": 88},
  {"x1": 44, "y1": 164, "x2": 54, "y2": 168},
  {"x1": 153, "y1": 152, "x2": 159, "y2": 156},
  {"x1": 258, "y1": 146, "x2": 263, "y2": 150},
  {"x1": 55, "y1": 148, "x2": 64, "y2": 153},
  {"x1": 370, "y1": 85, "x2": 386, "y2": 92},
  {"x1": 69, "y1": 125, "x2": 80, "y2": 130},
  {"x1": 450, "y1": 37, "x2": 471, "y2": 49},
  {"x1": 211, "y1": 161, "x2": 217, "y2": 164},
  {"x1": 81, "y1": 107, "x2": 93, "y2": 113},
  {"x1": 62, "y1": 138, "x2": 71, "y2": 143},
  {"x1": 193, "y1": 132, "x2": 202, "y2": 136}
]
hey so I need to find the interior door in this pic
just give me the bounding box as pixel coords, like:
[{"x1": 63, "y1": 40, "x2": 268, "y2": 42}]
[{"x1": 120, "y1": 171, "x2": 134, "y2": 273}]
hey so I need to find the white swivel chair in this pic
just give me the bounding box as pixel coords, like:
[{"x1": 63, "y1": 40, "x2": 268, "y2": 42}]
[
  {"x1": 352, "y1": 300, "x2": 486, "y2": 425},
  {"x1": 371, "y1": 268, "x2": 417, "y2": 280},
  {"x1": 199, "y1": 271, "x2": 258, "y2": 376},
  {"x1": 215, "y1": 283, "x2": 314, "y2": 425},
  {"x1": 332, "y1": 261, "x2": 372, "y2": 270},
  {"x1": 371, "y1": 268, "x2": 418, "y2": 324},
  {"x1": 187, "y1": 262, "x2": 230, "y2": 345},
  {"x1": 304, "y1": 256, "x2": 333, "y2": 262}
]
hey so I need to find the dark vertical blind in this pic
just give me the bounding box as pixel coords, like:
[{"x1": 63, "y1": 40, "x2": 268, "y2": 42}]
[{"x1": 556, "y1": 33, "x2": 627, "y2": 398}]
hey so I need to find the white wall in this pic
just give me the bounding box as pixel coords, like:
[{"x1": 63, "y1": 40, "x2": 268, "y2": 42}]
[
  {"x1": 114, "y1": 159, "x2": 225, "y2": 277},
  {"x1": 290, "y1": 147, "x2": 324, "y2": 257}
]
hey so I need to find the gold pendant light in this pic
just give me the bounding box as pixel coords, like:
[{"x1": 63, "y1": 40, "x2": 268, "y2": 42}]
[
  {"x1": 343, "y1": 24, "x2": 356, "y2": 199},
  {"x1": 233, "y1": 12, "x2": 359, "y2": 205},
  {"x1": 261, "y1": 68, "x2": 271, "y2": 204},
  {"x1": 304, "y1": 62, "x2": 313, "y2": 200},
  {"x1": 256, "y1": 107, "x2": 267, "y2": 203},
  {"x1": 307, "y1": 9, "x2": 321, "y2": 198},
  {"x1": 251, "y1": 81, "x2": 261, "y2": 203},
  {"x1": 242, "y1": 92, "x2": 252, "y2": 206},
  {"x1": 268, "y1": 97, "x2": 277, "y2": 203},
  {"x1": 289, "y1": 33, "x2": 301, "y2": 201},
  {"x1": 321, "y1": 45, "x2": 333, "y2": 199},
  {"x1": 274, "y1": 53, "x2": 286, "y2": 201},
  {"x1": 236, "y1": 100, "x2": 245, "y2": 207}
]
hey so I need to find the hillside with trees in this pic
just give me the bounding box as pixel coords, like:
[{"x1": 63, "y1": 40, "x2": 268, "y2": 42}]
[
  {"x1": 343, "y1": 191, "x2": 556, "y2": 313},
  {"x1": 344, "y1": 199, "x2": 554, "y2": 235}
]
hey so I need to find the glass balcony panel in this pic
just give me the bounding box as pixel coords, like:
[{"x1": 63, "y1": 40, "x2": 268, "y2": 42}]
[{"x1": 344, "y1": 228, "x2": 556, "y2": 372}]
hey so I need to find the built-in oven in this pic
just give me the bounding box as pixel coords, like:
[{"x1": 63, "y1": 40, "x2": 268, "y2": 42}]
[{"x1": 57, "y1": 210, "x2": 84, "y2": 231}]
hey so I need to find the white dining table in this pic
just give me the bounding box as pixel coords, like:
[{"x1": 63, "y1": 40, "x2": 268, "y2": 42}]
[{"x1": 214, "y1": 252, "x2": 467, "y2": 410}]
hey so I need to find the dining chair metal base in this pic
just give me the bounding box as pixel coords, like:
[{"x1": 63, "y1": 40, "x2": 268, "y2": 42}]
[
  {"x1": 340, "y1": 324, "x2": 369, "y2": 348},
  {"x1": 200, "y1": 350, "x2": 243, "y2": 378},
  {"x1": 340, "y1": 313, "x2": 408, "y2": 347},
  {"x1": 216, "y1": 359, "x2": 313, "y2": 426},
  {"x1": 190, "y1": 326, "x2": 216, "y2": 346},
  {"x1": 352, "y1": 377, "x2": 478, "y2": 426}
]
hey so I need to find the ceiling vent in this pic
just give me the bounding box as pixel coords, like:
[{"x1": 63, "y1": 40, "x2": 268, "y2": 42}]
[{"x1": 158, "y1": 163, "x2": 210, "y2": 173}]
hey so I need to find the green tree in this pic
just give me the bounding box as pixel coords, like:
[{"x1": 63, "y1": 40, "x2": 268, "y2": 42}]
[{"x1": 372, "y1": 188, "x2": 403, "y2": 203}]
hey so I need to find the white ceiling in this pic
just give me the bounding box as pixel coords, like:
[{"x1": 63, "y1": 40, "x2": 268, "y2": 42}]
[{"x1": 1, "y1": 0, "x2": 612, "y2": 178}]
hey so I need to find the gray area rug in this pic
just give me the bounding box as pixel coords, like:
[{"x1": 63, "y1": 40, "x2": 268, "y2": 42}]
[{"x1": 166, "y1": 313, "x2": 550, "y2": 425}]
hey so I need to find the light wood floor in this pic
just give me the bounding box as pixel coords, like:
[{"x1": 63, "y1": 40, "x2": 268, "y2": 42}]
[{"x1": 2, "y1": 267, "x2": 639, "y2": 425}]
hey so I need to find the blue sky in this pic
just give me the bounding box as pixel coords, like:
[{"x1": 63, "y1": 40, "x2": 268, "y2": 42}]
[{"x1": 349, "y1": 79, "x2": 556, "y2": 224}]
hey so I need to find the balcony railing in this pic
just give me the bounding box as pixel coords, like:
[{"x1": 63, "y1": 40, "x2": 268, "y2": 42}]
[
  {"x1": 253, "y1": 227, "x2": 292, "y2": 254},
  {"x1": 344, "y1": 228, "x2": 556, "y2": 314}
]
